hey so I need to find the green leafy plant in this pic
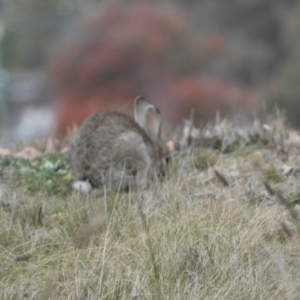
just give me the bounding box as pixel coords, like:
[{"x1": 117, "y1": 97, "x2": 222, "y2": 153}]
[{"x1": 8, "y1": 154, "x2": 72, "y2": 194}]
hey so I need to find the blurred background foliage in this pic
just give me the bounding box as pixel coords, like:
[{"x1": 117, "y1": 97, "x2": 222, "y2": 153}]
[
  {"x1": 1, "y1": 0, "x2": 300, "y2": 143},
  {"x1": 1, "y1": 0, "x2": 70, "y2": 68}
]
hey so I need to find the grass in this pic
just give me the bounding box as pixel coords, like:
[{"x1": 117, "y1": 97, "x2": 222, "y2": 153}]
[{"x1": 1, "y1": 117, "x2": 300, "y2": 299}]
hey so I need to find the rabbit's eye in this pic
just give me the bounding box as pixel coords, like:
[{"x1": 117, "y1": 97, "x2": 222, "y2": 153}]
[
  {"x1": 165, "y1": 155, "x2": 171, "y2": 165},
  {"x1": 159, "y1": 155, "x2": 171, "y2": 176}
]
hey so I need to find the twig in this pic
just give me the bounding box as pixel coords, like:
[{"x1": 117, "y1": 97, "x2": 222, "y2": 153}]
[{"x1": 138, "y1": 195, "x2": 164, "y2": 300}]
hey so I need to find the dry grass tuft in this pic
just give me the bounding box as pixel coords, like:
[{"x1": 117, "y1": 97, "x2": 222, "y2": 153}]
[{"x1": 74, "y1": 210, "x2": 106, "y2": 248}]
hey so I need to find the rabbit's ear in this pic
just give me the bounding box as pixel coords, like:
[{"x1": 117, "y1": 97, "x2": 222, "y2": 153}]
[
  {"x1": 145, "y1": 105, "x2": 161, "y2": 138},
  {"x1": 134, "y1": 96, "x2": 151, "y2": 128},
  {"x1": 134, "y1": 96, "x2": 161, "y2": 138}
]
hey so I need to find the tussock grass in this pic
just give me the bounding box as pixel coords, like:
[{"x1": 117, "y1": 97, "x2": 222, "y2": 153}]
[{"x1": 1, "y1": 117, "x2": 300, "y2": 299}]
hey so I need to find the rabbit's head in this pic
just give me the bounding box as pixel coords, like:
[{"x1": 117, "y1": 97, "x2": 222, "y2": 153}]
[{"x1": 134, "y1": 96, "x2": 171, "y2": 179}]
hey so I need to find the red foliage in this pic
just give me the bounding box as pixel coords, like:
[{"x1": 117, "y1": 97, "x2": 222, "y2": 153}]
[
  {"x1": 163, "y1": 77, "x2": 258, "y2": 124},
  {"x1": 50, "y1": 3, "x2": 256, "y2": 137}
]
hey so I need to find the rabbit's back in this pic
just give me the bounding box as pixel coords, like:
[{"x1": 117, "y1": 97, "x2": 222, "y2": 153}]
[{"x1": 69, "y1": 111, "x2": 153, "y2": 188}]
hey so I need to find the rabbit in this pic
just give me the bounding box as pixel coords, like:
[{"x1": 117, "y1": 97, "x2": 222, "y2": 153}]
[{"x1": 68, "y1": 96, "x2": 171, "y2": 192}]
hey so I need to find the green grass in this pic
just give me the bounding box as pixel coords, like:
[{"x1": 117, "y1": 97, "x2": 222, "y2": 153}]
[{"x1": 1, "y1": 120, "x2": 300, "y2": 299}]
